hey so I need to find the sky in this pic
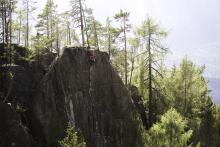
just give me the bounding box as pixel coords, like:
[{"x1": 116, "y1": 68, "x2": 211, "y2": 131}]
[{"x1": 36, "y1": 0, "x2": 220, "y2": 79}]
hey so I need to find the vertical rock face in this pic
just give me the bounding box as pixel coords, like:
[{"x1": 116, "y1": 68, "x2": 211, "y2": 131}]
[
  {"x1": 32, "y1": 48, "x2": 141, "y2": 147},
  {"x1": 0, "y1": 102, "x2": 31, "y2": 147},
  {"x1": 0, "y1": 46, "x2": 143, "y2": 147}
]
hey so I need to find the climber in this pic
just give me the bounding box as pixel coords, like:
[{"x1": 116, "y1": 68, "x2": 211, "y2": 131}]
[
  {"x1": 89, "y1": 50, "x2": 96, "y2": 62},
  {"x1": 88, "y1": 46, "x2": 97, "y2": 63}
]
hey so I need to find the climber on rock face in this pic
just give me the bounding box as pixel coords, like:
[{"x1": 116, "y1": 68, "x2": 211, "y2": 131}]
[
  {"x1": 88, "y1": 46, "x2": 97, "y2": 63},
  {"x1": 90, "y1": 50, "x2": 96, "y2": 62}
]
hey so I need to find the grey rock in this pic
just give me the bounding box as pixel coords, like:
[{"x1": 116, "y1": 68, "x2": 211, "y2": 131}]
[
  {"x1": 32, "y1": 48, "x2": 142, "y2": 147},
  {"x1": 0, "y1": 102, "x2": 31, "y2": 147}
]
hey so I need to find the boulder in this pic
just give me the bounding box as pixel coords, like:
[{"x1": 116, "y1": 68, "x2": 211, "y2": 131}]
[
  {"x1": 32, "y1": 47, "x2": 142, "y2": 147},
  {"x1": 0, "y1": 46, "x2": 143, "y2": 147}
]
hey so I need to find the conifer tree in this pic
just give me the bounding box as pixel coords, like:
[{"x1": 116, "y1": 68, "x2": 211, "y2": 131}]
[
  {"x1": 36, "y1": 0, "x2": 57, "y2": 49},
  {"x1": 70, "y1": 0, "x2": 86, "y2": 46},
  {"x1": 144, "y1": 108, "x2": 193, "y2": 147},
  {"x1": 0, "y1": 0, "x2": 17, "y2": 100},
  {"x1": 85, "y1": 9, "x2": 102, "y2": 49},
  {"x1": 114, "y1": 9, "x2": 131, "y2": 87},
  {"x1": 14, "y1": 8, "x2": 25, "y2": 45},
  {"x1": 22, "y1": 0, "x2": 36, "y2": 48},
  {"x1": 60, "y1": 10, "x2": 76, "y2": 46},
  {"x1": 136, "y1": 16, "x2": 168, "y2": 128},
  {"x1": 103, "y1": 17, "x2": 121, "y2": 60}
]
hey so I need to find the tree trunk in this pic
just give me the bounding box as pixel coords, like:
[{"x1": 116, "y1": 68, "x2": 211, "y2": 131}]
[
  {"x1": 123, "y1": 16, "x2": 128, "y2": 88},
  {"x1": 148, "y1": 32, "x2": 153, "y2": 128},
  {"x1": 49, "y1": 0, "x2": 53, "y2": 48},
  {"x1": 0, "y1": 1, "x2": 5, "y2": 98},
  {"x1": 18, "y1": 10, "x2": 21, "y2": 44},
  {"x1": 9, "y1": 0, "x2": 12, "y2": 66},
  {"x1": 79, "y1": 0, "x2": 85, "y2": 46},
  {"x1": 108, "y1": 29, "x2": 111, "y2": 60},
  {"x1": 56, "y1": 22, "x2": 59, "y2": 55},
  {"x1": 67, "y1": 22, "x2": 71, "y2": 45},
  {"x1": 26, "y1": 0, "x2": 29, "y2": 48},
  {"x1": 82, "y1": 5, "x2": 89, "y2": 47},
  {"x1": 129, "y1": 54, "x2": 135, "y2": 87},
  {"x1": 93, "y1": 20, "x2": 99, "y2": 50},
  {"x1": 184, "y1": 57, "x2": 187, "y2": 115}
]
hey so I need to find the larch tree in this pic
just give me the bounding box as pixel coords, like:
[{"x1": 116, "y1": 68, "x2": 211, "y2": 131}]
[
  {"x1": 70, "y1": 0, "x2": 86, "y2": 46},
  {"x1": 128, "y1": 37, "x2": 140, "y2": 87},
  {"x1": 114, "y1": 9, "x2": 131, "y2": 88},
  {"x1": 136, "y1": 16, "x2": 168, "y2": 128},
  {"x1": 105, "y1": 17, "x2": 112, "y2": 58},
  {"x1": 144, "y1": 108, "x2": 193, "y2": 147},
  {"x1": 14, "y1": 8, "x2": 25, "y2": 45},
  {"x1": 160, "y1": 58, "x2": 214, "y2": 146},
  {"x1": 0, "y1": 0, "x2": 16, "y2": 44},
  {"x1": 0, "y1": 0, "x2": 17, "y2": 100},
  {"x1": 85, "y1": 8, "x2": 102, "y2": 49},
  {"x1": 170, "y1": 58, "x2": 208, "y2": 117},
  {"x1": 22, "y1": 0, "x2": 36, "y2": 48},
  {"x1": 0, "y1": 0, "x2": 17, "y2": 63},
  {"x1": 60, "y1": 11, "x2": 73, "y2": 46},
  {"x1": 103, "y1": 17, "x2": 121, "y2": 60},
  {"x1": 36, "y1": 0, "x2": 57, "y2": 49}
]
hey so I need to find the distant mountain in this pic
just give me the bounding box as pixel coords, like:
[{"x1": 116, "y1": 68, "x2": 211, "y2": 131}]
[{"x1": 206, "y1": 78, "x2": 220, "y2": 104}]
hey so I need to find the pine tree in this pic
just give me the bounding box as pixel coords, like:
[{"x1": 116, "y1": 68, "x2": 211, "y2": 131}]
[
  {"x1": 35, "y1": 0, "x2": 57, "y2": 49},
  {"x1": 60, "y1": 10, "x2": 79, "y2": 46},
  {"x1": 160, "y1": 58, "x2": 213, "y2": 145},
  {"x1": 59, "y1": 123, "x2": 86, "y2": 147},
  {"x1": 114, "y1": 9, "x2": 131, "y2": 88},
  {"x1": 22, "y1": 0, "x2": 36, "y2": 48},
  {"x1": 0, "y1": 0, "x2": 17, "y2": 100},
  {"x1": 136, "y1": 16, "x2": 167, "y2": 128},
  {"x1": 199, "y1": 97, "x2": 215, "y2": 146},
  {"x1": 144, "y1": 108, "x2": 193, "y2": 147},
  {"x1": 128, "y1": 37, "x2": 140, "y2": 87},
  {"x1": 85, "y1": 8, "x2": 102, "y2": 49},
  {"x1": 102, "y1": 17, "x2": 121, "y2": 60},
  {"x1": 70, "y1": 0, "x2": 86, "y2": 46},
  {"x1": 165, "y1": 58, "x2": 209, "y2": 117},
  {"x1": 14, "y1": 8, "x2": 25, "y2": 45}
]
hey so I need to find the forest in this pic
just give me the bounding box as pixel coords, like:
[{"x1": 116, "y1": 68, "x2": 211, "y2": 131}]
[{"x1": 0, "y1": 0, "x2": 220, "y2": 147}]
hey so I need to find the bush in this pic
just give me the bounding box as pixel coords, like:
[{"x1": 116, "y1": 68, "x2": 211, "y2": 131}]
[{"x1": 59, "y1": 123, "x2": 86, "y2": 147}]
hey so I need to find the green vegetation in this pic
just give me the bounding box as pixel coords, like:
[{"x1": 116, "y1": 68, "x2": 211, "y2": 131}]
[
  {"x1": 59, "y1": 123, "x2": 86, "y2": 147},
  {"x1": 0, "y1": 0, "x2": 220, "y2": 146},
  {"x1": 144, "y1": 108, "x2": 193, "y2": 147}
]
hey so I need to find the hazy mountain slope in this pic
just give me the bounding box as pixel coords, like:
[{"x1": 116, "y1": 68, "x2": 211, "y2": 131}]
[{"x1": 207, "y1": 78, "x2": 220, "y2": 103}]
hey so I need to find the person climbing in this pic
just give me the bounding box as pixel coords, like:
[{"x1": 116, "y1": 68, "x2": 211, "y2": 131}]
[
  {"x1": 88, "y1": 46, "x2": 97, "y2": 63},
  {"x1": 90, "y1": 50, "x2": 96, "y2": 62}
]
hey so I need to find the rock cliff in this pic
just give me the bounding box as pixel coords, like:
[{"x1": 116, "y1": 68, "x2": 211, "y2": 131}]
[{"x1": 0, "y1": 46, "x2": 143, "y2": 147}]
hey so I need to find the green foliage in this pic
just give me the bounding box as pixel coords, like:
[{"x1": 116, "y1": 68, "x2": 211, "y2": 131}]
[
  {"x1": 213, "y1": 105, "x2": 220, "y2": 146},
  {"x1": 15, "y1": 103, "x2": 26, "y2": 113},
  {"x1": 145, "y1": 57, "x2": 217, "y2": 146},
  {"x1": 199, "y1": 97, "x2": 215, "y2": 146},
  {"x1": 35, "y1": 0, "x2": 58, "y2": 48},
  {"x1": 144, "y1": 108, "x2": 193, "y2": 147},
  {"x1": 59, "y1": 123, "x2": 86, "y2": 147},
  {"x1": 162, "y1": 57, "x2": 209, "y2": 117},
  {"x1": 2, "y1": 1, "x2": 220, "y2": 146},
  {"x1": 101, "y1": 17, "x2": 121, "y2": 57},
  {"x1": 84, "y1": 9, "x2": 102, "y2": 48},
  {"x1": 59, "y1": 10, "x2": 79, "y2": 46}
]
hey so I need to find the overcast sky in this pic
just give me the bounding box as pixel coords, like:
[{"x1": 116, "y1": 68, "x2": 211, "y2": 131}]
[{"x1": 36, "y1": 0, "x2": 220, "y2": 78}]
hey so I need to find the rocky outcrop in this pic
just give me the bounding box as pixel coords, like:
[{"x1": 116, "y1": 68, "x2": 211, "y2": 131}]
[
  {"x1": 32, "y1": 48, "x2": 142, "y2": 147},
  {"x1": 0, "y1": 46, "x2": 143, "y2": 147},
  {"x1": 0, "y1": 102, "x2": 31, "y2": 147}
]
